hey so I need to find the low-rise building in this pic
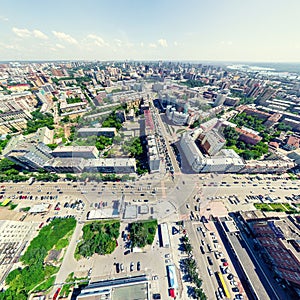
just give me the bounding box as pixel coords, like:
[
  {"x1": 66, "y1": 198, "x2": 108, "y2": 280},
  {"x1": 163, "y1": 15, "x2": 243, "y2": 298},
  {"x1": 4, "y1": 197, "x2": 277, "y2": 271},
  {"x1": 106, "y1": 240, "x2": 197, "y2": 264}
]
[
  {"x1": 77, "y1": 127, "x2": 117, "y2": 138},
  {"x1": 3, "y1": 134, "x2": 53, "y2": 170},
  {"x1": 43, "y1": 157, "x2": 85, "y2": 173},
  {"x1": 240, "y1": 215, "x2": 300, "y2": 292},
  {"x1": 83, "y1": 158, "x2": 136, "y2": 173},
  {"x1": 52, "y1": 146, "x2": 99, "y2": 159},
  {"x1": 235, "y1": 127, "x2": 262, "y2": 145},
  {"x1": 240, "y1": 159, "x2": 294, "y2": 174}
]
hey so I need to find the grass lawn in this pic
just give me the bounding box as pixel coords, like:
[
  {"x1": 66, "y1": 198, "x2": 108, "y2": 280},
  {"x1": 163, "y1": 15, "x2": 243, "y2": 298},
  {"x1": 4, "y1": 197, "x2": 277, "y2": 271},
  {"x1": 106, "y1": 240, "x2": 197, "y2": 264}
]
[
  {"x1": 255, "y1": 203, "x2": 298, "y2": 214},
  {"x1": 254, "y1": 203, "x2": 272, "y2": 211},
  {"x1": 269, "y1": 203, "x2": 287, "y2": 212}
]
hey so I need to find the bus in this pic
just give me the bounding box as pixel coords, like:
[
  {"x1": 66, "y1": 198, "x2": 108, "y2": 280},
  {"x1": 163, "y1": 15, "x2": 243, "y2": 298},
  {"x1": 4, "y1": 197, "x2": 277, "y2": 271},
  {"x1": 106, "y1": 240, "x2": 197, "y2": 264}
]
[
  {"x1": 53, "y1": 287, "x2": 61, "y2": 300},
  {"x1": 217, "y1": 272, "x2": 230, "y2": 299},
  {"x1": 1, "y1": 199, "x2": 11, "y2": 206}
]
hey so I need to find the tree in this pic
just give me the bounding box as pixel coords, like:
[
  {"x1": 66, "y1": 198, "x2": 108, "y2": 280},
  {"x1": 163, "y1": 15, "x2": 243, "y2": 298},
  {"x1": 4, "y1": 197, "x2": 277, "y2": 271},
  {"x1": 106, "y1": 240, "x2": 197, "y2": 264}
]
[
  {"x1": 46, "y1": 143, "x2": 58, "y2": 150},
  {"x1": 0, "y1": 158, "x2": 18, "y2": 172},
  {"x1": 277, "y1": 122, "x2": 292, "y2": 131}
]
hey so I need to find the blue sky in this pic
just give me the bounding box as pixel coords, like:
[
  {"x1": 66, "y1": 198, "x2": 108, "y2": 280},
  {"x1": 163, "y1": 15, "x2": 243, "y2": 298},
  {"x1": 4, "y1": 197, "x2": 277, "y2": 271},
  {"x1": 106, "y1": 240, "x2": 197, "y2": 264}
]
[{"x1": 0, "y1": 0, "x2": 299, "y2": 62}]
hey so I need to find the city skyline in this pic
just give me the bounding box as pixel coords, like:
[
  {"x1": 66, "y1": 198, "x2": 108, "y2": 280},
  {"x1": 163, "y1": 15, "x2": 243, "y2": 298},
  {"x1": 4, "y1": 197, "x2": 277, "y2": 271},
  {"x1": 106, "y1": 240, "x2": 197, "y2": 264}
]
[{"x1": 0, "y1": 0, "x2": 300, "y2": 62}]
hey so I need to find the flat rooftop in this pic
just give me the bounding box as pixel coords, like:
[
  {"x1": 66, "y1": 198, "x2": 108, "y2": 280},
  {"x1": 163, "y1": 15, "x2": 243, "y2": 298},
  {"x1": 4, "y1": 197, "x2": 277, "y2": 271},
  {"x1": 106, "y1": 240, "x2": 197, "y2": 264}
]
[{"x1": 77, "y1": 275, "x2": 149, "y2": 300}]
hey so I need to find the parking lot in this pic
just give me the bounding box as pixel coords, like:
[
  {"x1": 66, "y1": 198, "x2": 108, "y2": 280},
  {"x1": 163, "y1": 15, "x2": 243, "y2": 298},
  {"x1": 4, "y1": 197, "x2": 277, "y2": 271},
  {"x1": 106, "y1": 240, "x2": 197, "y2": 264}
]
[{"x1": 87, "y1": 223, "x2": 171, "y2": 300}]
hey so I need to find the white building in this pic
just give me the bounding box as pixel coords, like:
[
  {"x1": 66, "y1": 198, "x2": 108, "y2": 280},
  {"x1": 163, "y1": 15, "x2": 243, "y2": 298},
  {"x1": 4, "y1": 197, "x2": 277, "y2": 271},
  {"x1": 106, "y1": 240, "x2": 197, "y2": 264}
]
[{"x1": 165, "y1": 105, "x2": 189, "y2": 125}]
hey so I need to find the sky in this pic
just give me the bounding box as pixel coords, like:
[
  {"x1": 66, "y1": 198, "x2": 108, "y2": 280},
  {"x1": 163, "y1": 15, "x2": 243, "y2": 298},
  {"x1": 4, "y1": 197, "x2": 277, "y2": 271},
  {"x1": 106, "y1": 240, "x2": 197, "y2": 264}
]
[{"x1": 0, "y1": 0, "x2": 300, "y2": 62}]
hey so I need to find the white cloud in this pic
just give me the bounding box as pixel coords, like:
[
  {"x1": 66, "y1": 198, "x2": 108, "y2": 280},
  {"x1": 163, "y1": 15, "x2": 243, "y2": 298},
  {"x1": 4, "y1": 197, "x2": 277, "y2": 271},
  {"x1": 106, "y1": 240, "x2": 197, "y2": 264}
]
[
  {"x1": 12, "y1": 27, "x2": 49, "y2": 40},
  {"x1": 149, "y1": 43, "x2": 157, "y2": 48},
  {"x1": 174, "y1": 41, "x2": 178, "y2": 46},
  {"x1": 114, "y1": 39, "x2": 122, "y2": 47},
  {"x1": 12, "y1": 27, "x2": 31, "y2": 38},
  {"x1": 33, "y1": 30, "x2": 48, "y2": 40},
  {"x1": 140, "y1": 42, "x2": 144, "y2": 48},
  {"x1": 158, "y1": 38, "x2": 168, "y2": 48},
  {"x1": 52, "y1": 31, "x2": 78, "y2": 44},
  {"x1": 220, "y1": 40, "x2": 233, "y2": 46},
  {"x1": 1, "y1": 43, "x2": 18, "y2": 50},
  {"x1": 0, "y1": 16, "x2": 8, "y2": 22},
  {"x1": 87, "y1": 34, "x2": 109, "y2": 47},
  {"x1": 56, "y1": 43, "x2": 65, "y2": 49}
]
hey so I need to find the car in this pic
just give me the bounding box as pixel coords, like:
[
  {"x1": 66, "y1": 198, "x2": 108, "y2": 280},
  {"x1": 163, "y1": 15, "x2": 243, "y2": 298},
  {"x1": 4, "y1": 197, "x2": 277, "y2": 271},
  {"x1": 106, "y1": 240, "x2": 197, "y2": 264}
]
[
  {"x1": 165, "y1": 259, "x2": 171, "y2": 264},
  {"x1": 165, "y1": 253, "x2": 170, "y2": 258},
  {"x1": 152, "y1": 294, "x2": 161, "y2": 299},
  {"x1": 228, "y1": 274, "x2": 234, "y2": 280},
  {"x1": 200, "y1": 246, "x2": 205, "y2": 254},
  {"x1": 130, "y1": 262, "x2": 134, "y2": 271},
  {"x1": 124, "y1": 249, "x2": 131, "y2": 255},
  {"x1": 232, "y1": 287, "x2": 239, "y2": 293},
  {"x1": 215, "y1": 291, "x2": 221, "y2": 300},
  {"x1": 207, "y1": 267, "x2": 213, "y2": 276},
  {"x1": 120, "y1": 263, "x2": 124, "y2": 271},
  {"x1": 116, "y1": 263, "x2": 120, "y2": 273},
  {"x1": 137, "y1": 261, "x2": 141, "y2": 271},
  {"x1": 207, "y1": 256, "x2": 213, "y2": 265}
]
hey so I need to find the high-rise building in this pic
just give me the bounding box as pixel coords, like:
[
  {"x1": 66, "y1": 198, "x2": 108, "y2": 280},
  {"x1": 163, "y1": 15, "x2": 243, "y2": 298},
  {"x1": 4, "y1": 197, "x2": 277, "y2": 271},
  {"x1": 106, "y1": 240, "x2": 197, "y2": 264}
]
[
  {"x1": 198, "y1": 129, "x2": 226, "y2": 155},
  {"x1": 213, "y1": 93, "x2": 227, "y2": 107}
]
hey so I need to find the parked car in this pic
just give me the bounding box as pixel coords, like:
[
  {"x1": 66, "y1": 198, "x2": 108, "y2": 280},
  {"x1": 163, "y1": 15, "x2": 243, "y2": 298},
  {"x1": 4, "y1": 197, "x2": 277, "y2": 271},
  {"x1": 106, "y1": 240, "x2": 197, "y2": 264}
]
[
  {"x1": 207, "y1": 256, "x2": 213, "y2": 265},
  {"x1": 115, "y1": 263, "x2": 120, "y2": 273},
  {"x1": 130, "y1": 262, "x2": 134, "y2": 271},
  {"x1": 124, "y1": 249, "x2": 131, "y2": 255}
]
